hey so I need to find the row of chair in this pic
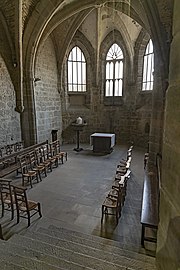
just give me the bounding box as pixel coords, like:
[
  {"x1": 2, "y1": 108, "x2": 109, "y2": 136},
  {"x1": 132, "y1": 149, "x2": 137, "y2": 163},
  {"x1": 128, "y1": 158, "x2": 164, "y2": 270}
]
[
  {"x1": 0, "y1": 141, "x2": 24, "y2": 157},
  {"x1": 18, "y1": 140, "x2": 67, "y2": 188},
  {"x1": 0, "y1": 178, "x2": 42, "y2": 230},
  {"x1": 0, "y1": 140, "x2": 68, "y2": 237},
  {"x1": 101, "y1": 145, "x2": 133, "y2": 223}
]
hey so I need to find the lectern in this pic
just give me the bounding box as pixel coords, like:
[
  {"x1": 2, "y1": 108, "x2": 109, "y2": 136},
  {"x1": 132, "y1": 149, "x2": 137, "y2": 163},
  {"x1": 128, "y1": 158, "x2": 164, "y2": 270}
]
[{"x1": 72, "y1": 123, "x2": 87, "y2": 152}]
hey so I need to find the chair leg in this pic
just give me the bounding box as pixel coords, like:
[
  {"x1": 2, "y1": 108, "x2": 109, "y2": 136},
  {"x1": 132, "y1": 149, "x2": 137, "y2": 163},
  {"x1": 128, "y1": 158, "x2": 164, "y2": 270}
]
[
  {"x1": 0, "y1": 224, "x2": 4, "y2": 240},
  {"x1": 116, "y1": 208, "x2": 119, "y2": 223},
  {"x1": 38, "y1": 202, "x2": 42, "y2": 218},
  {"x1": 38, "y1": 171, "x2": 42, "y2": 182},
  {"x1": 16, "y1": 209, "x2": 20, "y2": 224},
  {"x1": 1, "y1": 202, "x2": 4, "y2": 218},
  {"x1": 11, "y1": 204, "x2": 14, "y2": 220},
  {"x1": 101, "y1": 206, "x2": 104, "y2": 223},
  {"x1": 29, "y1": 176, "x2": 33, "y2": 188},
  {"x1": 27, "y1": 211, "x2": 31, "y2": 227}
]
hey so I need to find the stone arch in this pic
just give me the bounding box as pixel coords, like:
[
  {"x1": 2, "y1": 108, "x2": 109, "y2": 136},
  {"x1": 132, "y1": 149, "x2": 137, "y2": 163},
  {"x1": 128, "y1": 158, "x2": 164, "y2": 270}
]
[
  {"x1": 61, "y1": 30, "x2": 95, "y2": 110},
  {"x1": 134, "y1": 29, "x2": 150, "y2": 93}
]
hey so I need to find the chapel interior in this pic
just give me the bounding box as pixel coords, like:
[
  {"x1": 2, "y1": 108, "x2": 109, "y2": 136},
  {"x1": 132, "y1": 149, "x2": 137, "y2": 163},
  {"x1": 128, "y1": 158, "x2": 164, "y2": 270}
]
[{"x1": 0, "y1": 1, "x2": 179, "y2": 270}]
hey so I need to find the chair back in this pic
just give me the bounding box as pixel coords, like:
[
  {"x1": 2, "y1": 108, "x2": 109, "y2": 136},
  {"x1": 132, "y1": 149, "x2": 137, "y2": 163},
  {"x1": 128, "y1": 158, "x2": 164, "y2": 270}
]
[
  {"x1": 12, "y1": 185, "x2": 28, "y2": 210},
  {"x1": 0, "y1": 179, "x2": 13, "y2": 203}
]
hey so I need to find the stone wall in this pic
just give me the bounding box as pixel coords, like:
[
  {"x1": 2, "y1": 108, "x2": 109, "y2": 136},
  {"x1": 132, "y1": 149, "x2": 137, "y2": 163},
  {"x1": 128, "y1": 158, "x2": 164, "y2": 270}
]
[
  {"x1": 34, "y1": 36, "x2": 62, "y2": 143},
  {"x1": 0, "y1": 55, "x2": 21, "y2": 146},
  {"x1": 156, "y1": 1, "x2": 180, "y2": 269}
]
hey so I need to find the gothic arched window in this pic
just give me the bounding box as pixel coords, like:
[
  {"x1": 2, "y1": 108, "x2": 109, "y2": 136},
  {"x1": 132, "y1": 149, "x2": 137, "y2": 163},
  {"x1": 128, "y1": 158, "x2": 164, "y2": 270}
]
[
  {"x1": 105, "y1": 43, "x2": 124, "y2": 97},
  {"x1": 67, "y1": 46, "x2": 86, "y2": 92},
  {"x1": 142, "y1": 39, "x2": 154, "y2": 91}
]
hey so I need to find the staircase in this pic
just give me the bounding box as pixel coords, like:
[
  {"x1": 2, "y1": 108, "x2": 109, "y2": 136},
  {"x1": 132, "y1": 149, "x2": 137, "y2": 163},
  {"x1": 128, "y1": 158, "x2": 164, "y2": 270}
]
[{"x1": 0, "y1": 225, "x2": 156, "y2": 270}]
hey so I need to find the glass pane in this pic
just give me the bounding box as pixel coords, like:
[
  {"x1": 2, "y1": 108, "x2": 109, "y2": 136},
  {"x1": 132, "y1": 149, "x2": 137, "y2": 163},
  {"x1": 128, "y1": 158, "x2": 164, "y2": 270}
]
[
  {"x1": 114, "y1": 79, "x2": 122, "y2": 96},
  {"x1": 68, "y1": 62, "x2": 72, "y2": 84},
  {"x1": 82, "y1": 63, "x2": 86, "y2": 85},
  {"x1": 72, "y1": 84, "x2": 78, "y2": 92},
  {"x1": 109, "y1": 62, "x2": 113, "y2": 79},
  {"x1": 105, "y1": 80, "x2": 113, "y2": 96},
  {"x1": 143, "y1": 56, "x2": 148, "y2": 82},
  {"x1": 71, "y1": 47, "x2": 76, "y2": 61},
  {"x1": 106, "y1": 43, "x2": 123, "y2": 60},
  {"x1": 76, "y1": 47, "x2": 81, "y2": 61},
  {"x1": 105, "y1": 81, "x2": 109, "y2": 96},
  {"x1": 106, "y1": 63, "x2": 109, "y2": 79},
  {"x1": 115, "y1": 61, "x2": 119, "y2": 79},
  {"x1": 78, "y1": 62, "x2": 82, "y2": 84},
  {"x1": 68, "y1": 84, "x2": 72, "y2": 91}
]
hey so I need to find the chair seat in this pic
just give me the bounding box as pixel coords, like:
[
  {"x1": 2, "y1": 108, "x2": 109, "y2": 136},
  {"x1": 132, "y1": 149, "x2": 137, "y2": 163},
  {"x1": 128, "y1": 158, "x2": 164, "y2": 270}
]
[
  {"x1": 23, "y1": 171, "x2": 37, "y2": 177},
  {"x1": 102, "y1": 197, "x2": 117, "y2": 208},
  {"x1": 19, "y1": 200, "x2": 38, "y2": 211}
]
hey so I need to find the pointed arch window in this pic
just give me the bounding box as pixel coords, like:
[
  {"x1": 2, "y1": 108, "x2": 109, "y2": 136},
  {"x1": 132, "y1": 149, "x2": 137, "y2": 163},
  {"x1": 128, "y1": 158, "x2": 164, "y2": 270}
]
[
  {"x1": 105, "y1": 43, "x2": 124, "y2": 97},
  {"x1": 67, "y1": 46, "x2": 86, "y2": 92},
  {"x1": 142, "y1": 39, "x2": 154, "y2": 91}
]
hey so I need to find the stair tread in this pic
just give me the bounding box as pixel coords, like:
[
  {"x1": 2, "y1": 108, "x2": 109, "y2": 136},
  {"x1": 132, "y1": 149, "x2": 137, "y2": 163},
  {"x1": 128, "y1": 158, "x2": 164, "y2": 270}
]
[
  {"x1": 9, "y1": 234, "x2": 135, "y2": 270},
  {"x1": 47, "y1": 224, "x2": 140, "y2": 251},
  {"x1": 0, "y1": 241, "x2": 92, "y2": 270},
  {"x1": 0, "y1": 260, "x2": 27, "y2": 270},
  {"x1": 21, "y1": 229, "x2": 155, "y2": 270},
  {"x1": 0, "y1": 244, "x2": 64, "y2": 270},
  {"x1": 36, "y1": 226, "x2": 155, "y2": 265}
]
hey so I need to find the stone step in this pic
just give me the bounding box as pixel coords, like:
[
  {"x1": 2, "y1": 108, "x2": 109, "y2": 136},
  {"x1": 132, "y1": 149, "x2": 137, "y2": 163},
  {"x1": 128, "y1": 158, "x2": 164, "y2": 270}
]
[
  {"x1": 22, "y1": 229, "x2": 156, "y2": 270},
  {"x1": 9, "y1": 234, "x2": 129, "y2": 270},
  {"x1": 0, "y1": 240, "x2": 91, "y2": 270},
  {"x1": 45, "y1": 225, "x2": 156, "y2": 266},
  {"x1": 47, "y1": 224, "x2": 136, "y2": 250},
  {"x1": 48, "y1": 225, "x2": 155, "y2": 264},
  {"x1": 0, "y1": 259, "x2": 27, "y2": 270},
  {"x1": 0, "y1": 243, "x2": 64, "y2": 270}
]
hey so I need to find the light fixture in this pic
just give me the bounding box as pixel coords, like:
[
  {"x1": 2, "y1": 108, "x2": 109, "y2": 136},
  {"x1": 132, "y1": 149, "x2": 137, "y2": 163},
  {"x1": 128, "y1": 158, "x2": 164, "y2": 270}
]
[{"x1": 34, "y1": 77, "x2": 41, "y2": 82}]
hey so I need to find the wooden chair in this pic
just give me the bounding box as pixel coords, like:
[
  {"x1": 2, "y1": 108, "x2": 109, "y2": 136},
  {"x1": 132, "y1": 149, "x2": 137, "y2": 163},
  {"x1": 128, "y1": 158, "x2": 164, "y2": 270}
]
[
  {"x1": 112, "y1": 170, "x2": 131, "y2": 206},
  {"x1": 27, "y1": 151, "x2": 47, "y2": 181},
  {"x1": 0, "y1": 179, "x2": 15, "y2": 220},
  {"x1": 35, "y1": 147, "x2": 52, "y2": 173},
  {"x1": 12, "y1": 185, "x2": 42, "y2": 226},
  {"x1": 101, "y1": 187, "x2": 122, "y2": 223},
  {"x1": 41, "y1": 145, "x2": 58, "y2": 169},
  {"x1": 19, "y1": 156, "x2": 39, "y2": 188},
  {"x1": 55, "y1": 140, "x2": 67, "y2": 164}
]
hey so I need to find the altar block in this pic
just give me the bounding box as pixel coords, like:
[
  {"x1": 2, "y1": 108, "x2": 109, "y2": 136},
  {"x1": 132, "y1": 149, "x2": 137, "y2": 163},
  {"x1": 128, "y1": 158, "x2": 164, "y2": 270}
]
[{"x1": 90, "y1": 133, "x2": 115, "y2": 153}]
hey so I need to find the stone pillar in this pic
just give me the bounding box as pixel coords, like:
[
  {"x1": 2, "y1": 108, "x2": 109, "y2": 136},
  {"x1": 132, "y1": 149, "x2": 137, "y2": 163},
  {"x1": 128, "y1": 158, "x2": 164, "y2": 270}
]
[
  {"x1": 14, "y1": 0, "x2": 24, "y2": 113},
  {"x1": 156, "y1": 1, "x2": 180, "y2": 269},
  {"x1": 148, "y1": 47, "x2": 166, "y2": 170}
]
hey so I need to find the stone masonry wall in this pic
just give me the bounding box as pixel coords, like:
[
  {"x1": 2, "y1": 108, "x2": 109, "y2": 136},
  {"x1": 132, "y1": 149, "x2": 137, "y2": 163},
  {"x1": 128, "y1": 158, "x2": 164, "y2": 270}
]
[
  {"x1": 0, "y1": 55, "x2": 21, "y2": 146},
  {"x1": 34, "y1": 36, "x2": 62, "y2": 143},
  {"x1": 156, "y1": 1, "x2": 180, "y2": 269}
]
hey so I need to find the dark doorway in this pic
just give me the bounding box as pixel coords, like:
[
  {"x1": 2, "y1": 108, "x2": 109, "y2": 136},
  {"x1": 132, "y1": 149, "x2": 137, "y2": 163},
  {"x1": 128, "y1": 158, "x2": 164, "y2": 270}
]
[{"x1": 51, "y1": 130, "x2": 58, "y2": 142}]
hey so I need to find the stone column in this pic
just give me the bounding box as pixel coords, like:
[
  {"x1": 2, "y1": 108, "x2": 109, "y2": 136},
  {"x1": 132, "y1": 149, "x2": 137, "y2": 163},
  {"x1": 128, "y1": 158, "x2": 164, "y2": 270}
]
[
  {"x1": 156, "y1": 1, "x2": 180, "y2": 269},
  {"x1": 14, "y1": 0, "x2": 24, "y2": 113}
]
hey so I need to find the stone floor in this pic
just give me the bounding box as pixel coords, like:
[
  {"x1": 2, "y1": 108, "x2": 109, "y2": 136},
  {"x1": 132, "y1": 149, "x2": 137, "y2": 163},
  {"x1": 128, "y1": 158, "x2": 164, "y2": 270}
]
[{"x1": 0, "y1": 143, "x2": 156, "y2": 256}]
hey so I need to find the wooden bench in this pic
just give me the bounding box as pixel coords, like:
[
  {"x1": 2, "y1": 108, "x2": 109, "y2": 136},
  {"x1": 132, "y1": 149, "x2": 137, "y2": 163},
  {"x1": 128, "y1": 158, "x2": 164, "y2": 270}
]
[
  {"x1": 141, "y1": 172, "x2": 159, "y2": 247},
  {"x1": 0, "y1": 141, "x2": 48, "y2": 178}
]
